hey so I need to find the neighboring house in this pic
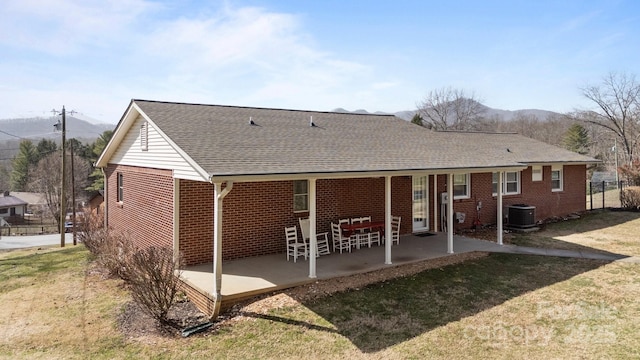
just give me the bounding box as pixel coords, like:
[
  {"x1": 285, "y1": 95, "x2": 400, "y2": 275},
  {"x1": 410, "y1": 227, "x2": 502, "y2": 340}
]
[
  {"x1": 96, "y1": 99, "x2": 598, "y2": 316},
  {"x1": 0, "y1": 192, "x2": 28, "y2": 220},
  {"x1": 87, "y1": 191, "x2": 104, "y2": 217},
  {"x1": 9, "y1": 192, "x2": 48, "y2": 217}
]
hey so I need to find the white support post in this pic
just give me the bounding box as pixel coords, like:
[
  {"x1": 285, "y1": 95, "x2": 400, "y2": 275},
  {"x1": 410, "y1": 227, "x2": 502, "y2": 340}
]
[
  {"x1": 212, "y1": 182, "x2": 224, "y2": 317},
  {"x1": 212, "y1": 181, "x2": 233, "y2": 318},
  {"x1": 433, "y1": 174, "x2": 438, "y2": 232},
  {"x1": 497, "y1": 171, "x2": 504, "y2": 245},
  {"x1": 309, "y1": 178, "x2": 317, "y2": 278},
  {"x1": 385, "y1": 175, "x2": 392, "y2": 265},
  {"x1": 447, "y1": 173, "x2": 454, "y2": 254}
]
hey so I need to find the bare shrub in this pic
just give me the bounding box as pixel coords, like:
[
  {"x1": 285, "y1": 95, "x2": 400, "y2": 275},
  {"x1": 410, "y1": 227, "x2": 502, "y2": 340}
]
[
  {"x1": 123, "y1": 246, "x2": 182, "y2": 325},
  {"x1": 621, "y1": 186, "x2": 640, "y2": 210},
  {"x1": 77, "y1": 211, "x2": 135, "y2": 279},
  {"x1": 76, "y1": 210, "x2": 106, "y2": 256}
]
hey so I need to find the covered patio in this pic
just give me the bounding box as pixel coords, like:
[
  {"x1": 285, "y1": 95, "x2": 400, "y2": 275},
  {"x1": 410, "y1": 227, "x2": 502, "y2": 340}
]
[{"x1": 181, "y1": 232, "x2": 507, "y2": 305}]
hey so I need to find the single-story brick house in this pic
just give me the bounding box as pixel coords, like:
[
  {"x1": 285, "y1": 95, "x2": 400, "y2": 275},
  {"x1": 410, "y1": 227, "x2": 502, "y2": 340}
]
[{"x1": 96, "y1": 99, "x2": 597, "y2": 316}]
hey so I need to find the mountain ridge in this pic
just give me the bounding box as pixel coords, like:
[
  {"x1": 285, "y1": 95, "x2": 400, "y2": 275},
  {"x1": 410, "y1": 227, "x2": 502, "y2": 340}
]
[
  {"x1": 0, "y1": 116, "x2": 114, "y2": 142},
  {"x1": 332, "y1": 105, "x2": 561, "y2": 122}
]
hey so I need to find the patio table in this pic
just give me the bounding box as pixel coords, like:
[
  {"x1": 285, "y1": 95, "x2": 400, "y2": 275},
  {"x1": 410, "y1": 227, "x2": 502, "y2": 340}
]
[{"x1": 340, "y1": 221, "x2": 385, "y2": 238}]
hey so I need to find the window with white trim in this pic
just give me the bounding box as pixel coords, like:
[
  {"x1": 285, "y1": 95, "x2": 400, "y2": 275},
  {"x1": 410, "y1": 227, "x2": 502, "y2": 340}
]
[
  {"x1": 140, "y1": 121, "x2": 148, "y2": 151},
  {"x1": 493, "y1": 171, "x2": 521, "y2": 195},
  {"x1": 117, "y1": 172, "x2": 124, "y2": 202},
  {"x1": 293, "y1": 180, "x2": 308, "y2": 212},
  {"x1": 453, "y1": 173, "x2": 470, "y2": 199},
  {"x1": 551, "y1": 165, "x2": 563, "y2": 192},
  {"x1": 531, "y1": 165, "x2": 542, "y2": 181}
]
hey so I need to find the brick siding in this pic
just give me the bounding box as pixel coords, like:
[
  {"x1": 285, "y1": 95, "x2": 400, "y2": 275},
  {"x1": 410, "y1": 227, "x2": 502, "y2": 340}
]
[
  {"x1": 107, "y1": 164, "x2": 587, "y2": 266},
  {"x1": 105, "y1": 164, "x2": 174, "y2": 249},
  {"x1": 432, "y1": 165, "x2": 586, "y2": 230}
]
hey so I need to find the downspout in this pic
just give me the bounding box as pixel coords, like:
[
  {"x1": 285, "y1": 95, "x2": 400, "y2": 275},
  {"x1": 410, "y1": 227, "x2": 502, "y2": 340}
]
[
  {"x1": 101, "y1": 167, "x2": 108, "y2": 229},
  {"x1": 211, "y1": 180, "x2": 233, "y2": 319}
]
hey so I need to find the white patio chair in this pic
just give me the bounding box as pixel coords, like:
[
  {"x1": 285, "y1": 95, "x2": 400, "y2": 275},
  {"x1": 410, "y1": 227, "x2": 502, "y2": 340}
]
[
  {"x1": 354, "y1": 231, "x2": 371, "y2": 249},
  {"x1": 360, "y1": 216, "x2": 381, "y2": 246},
  {"x1": 298, "y1": 218, "x2": 330, "y2": 256},
  {"x1": 285, "y1": 226, "x2": 307, "y2": 262},
  {"x1": 331, "y1": 222, "x2": 352, "y2": 253},
  {"x1": 391, "y1": 215, "x2": 401, "y2": 245}
]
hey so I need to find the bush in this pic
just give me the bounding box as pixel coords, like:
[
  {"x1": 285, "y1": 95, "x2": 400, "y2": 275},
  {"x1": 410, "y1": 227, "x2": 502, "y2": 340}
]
[
  {"x1": 620, "y1": 186, "x2": 640, "y2": 210},
  {"x1": 77, "y1": 212, "x2": 134, "y2": 279},
  {"x1": 123, "y1": 246, "x2": 183, "y2": 325},
  {"x1": 78, "y1": 212, "x2": 182, "y2": 325}
]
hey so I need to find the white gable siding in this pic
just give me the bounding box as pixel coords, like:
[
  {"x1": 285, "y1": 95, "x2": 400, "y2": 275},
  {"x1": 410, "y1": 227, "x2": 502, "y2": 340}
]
[{"x1": 110, "y1": 115, "x2": 207, "y2": 181}]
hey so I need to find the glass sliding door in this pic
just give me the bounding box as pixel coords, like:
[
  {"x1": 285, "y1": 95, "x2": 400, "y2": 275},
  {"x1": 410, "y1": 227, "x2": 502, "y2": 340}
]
[{"x1": 412, "y1": 176, "x2": 429, "y2": 232}]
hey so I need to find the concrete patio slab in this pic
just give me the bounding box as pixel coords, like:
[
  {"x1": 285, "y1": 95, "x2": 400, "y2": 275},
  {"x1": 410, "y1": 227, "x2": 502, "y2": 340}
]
[{"x1": 181, "y1": 233, "x2": 510, "y2": 302}]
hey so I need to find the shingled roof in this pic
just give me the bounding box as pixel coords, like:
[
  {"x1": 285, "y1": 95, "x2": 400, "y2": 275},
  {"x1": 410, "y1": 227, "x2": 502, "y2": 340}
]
[{"x1": 100, "y1": 100, "x2": 598, "y2": 181}]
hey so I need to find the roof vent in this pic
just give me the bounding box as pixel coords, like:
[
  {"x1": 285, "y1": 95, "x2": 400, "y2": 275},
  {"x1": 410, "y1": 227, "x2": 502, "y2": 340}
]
[
  {"x1": 249, "y1": 117, "x2": 256, "y2": 126},
  {"x1": 309, "y1": 116, "x2": 316, "y2": 127},
  {"x1": 506, "y1": 148, "x2": 512, "y2": 153}
]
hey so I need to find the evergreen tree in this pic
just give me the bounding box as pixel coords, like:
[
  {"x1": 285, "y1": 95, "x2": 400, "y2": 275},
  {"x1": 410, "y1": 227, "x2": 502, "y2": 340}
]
[
  {"x1": 35, "y1": 138, "x2": 58, "y2": 162},
  {"x1": 411, "y1": 113, "x2": 424, "y2": 126},
  {"x1": 86, "y1": 130, "x2": 114, "y2": 191},
  {"x1": 10, "y1": 140, "x2": 38, "y2": 191},
  {"x1": 563, "y1": 123, "x2": 590, "y2": 155}
]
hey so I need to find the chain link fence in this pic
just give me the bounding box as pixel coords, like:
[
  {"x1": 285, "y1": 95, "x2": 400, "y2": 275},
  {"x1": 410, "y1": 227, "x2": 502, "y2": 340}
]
[{"x1": 586, "y1": 180, "x2": 639, "y2": 210}]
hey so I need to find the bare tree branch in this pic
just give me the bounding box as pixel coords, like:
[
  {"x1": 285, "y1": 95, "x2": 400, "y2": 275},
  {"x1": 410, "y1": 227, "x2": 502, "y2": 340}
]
[{"x1": 417, "y1": 87, "x2": 486, "y2": 131}]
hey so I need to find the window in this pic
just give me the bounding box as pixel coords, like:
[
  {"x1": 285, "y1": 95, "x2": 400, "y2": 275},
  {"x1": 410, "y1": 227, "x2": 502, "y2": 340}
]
[
  {"x1": 551, "y1": 165, "x2": 563, "y2": 192},
  {"x1": 453, "y1": 173, "x2": 470, "y2": 199},
  {"x1": 532, "y1": 165, "x2": 542, "y2": 181},
  {"x1": 293, "y1": 180, "x2": 308, "y2": 212},
  {"x1": 0, "y1": 208, "x2": 7, "y2": 214},
  {"x1": 493, "y1": 171, "x2": 520, "y2": 195},
  {"x1": 117, "y1": 172, "x2": 124, "y2": 202},
  {"x1": 140, "y1": 121, "x2": 148, "y2": 151}
]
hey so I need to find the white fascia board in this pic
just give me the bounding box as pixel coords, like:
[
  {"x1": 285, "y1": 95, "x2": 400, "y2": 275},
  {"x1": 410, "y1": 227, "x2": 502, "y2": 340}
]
[
  {"x1": 209, "y1": 165, "x2": 528, "y2": 183},
  {"x1": 134, "y1": 110, "x2": 211, "y2": 182},
  {"x1": 95, "y1": 101, "x2": 138, "y2": 168},
  {"x1": 95, "y1": 101, "x2": 210, "y2": 182}
]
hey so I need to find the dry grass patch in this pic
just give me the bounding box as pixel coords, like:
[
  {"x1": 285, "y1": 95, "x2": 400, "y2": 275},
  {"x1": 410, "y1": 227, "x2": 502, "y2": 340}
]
[{"x1": 508, "y1": 210, "x2": 640, "y2": 257}]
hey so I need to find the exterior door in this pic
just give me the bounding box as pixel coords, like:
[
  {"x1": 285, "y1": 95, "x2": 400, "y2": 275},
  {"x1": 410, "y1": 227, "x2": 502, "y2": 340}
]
[{"x1": 412, "y1": 176, "x2": 429, "y2": 232}]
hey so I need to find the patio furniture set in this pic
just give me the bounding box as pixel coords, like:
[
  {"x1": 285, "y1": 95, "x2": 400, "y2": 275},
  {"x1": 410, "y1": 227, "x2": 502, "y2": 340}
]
[{"x1": 285, "y1": 216, "x2": 401, "y2": 262}]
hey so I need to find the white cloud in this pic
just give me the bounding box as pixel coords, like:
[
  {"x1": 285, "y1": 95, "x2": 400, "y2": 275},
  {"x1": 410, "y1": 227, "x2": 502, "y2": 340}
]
[{"x1": 0, "y1": 1, "x2": 406, "y2": 121}]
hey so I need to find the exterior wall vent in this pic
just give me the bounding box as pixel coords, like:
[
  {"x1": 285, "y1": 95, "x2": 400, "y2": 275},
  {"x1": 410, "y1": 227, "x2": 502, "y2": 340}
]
[{"x1": 140, "y1": 121, "x2": 148, "y2": 151}]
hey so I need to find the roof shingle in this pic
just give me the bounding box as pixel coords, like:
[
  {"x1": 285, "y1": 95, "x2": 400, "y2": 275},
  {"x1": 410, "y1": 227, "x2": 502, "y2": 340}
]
[{"x1": 132, "y1": 100, "x2": 598, "y2": 178}]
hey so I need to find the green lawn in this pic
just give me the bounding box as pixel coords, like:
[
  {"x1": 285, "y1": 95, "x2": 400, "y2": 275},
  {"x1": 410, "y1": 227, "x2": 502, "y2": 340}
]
[{"x1": 1, "y1": 211, "x2": 639, "y2": 359}]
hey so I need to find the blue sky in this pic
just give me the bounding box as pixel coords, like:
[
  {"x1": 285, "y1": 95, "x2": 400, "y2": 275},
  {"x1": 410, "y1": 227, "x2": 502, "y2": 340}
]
[{"x1": 1, "y1": 0, "x2": 638, "y2": 123}]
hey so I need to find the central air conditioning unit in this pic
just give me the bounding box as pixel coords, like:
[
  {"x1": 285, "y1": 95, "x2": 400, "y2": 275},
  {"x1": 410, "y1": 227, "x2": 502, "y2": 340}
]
[{"x1": 507, "y1": 204, "x2": 536, "y2": 228}]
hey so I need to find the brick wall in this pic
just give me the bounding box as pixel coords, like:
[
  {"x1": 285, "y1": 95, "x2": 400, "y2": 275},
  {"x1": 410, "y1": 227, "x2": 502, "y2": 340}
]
[
  {"x1": 110, "y1": 165, "x2": 586, "y2": 266},
  {"x1": 178, "y1": 180, "x2": 214, "y2": 265},
  {"x1": 432, "y1": 165, "x2": 587, "y2": 229},
  {"x1": 177, "y1": 177, "x2": 413, "y2": 264},
  {"x1": 105, "y1": 164, "x2": 174, "y2": 249}
]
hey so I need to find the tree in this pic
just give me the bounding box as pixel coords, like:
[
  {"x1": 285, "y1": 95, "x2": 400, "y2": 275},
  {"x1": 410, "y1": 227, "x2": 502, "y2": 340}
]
[
  {"x1": 10, "y1": 140, "x2": 38, "y2": 191},
  {"x1": 563, "y1": 123, "x2": 590, "y2": 155},
  {"x1": 411, "y1": 113, "x2": 424, "y2": 126},
  {"x1": 35, "y1": 138, "x2": 58, "y2": 162},
  {"x1": 578, "y1": 72, "x2": 640, "y2": 165},
  {"x1": 86, "y1": 130, "x2": 113, "y2": 191},
  {"x1": 417, "y1": 87, "x2": 486, "y2": 131},
  {"x1": 28, "y1": 151, "x2": 91, "y2": 227}
]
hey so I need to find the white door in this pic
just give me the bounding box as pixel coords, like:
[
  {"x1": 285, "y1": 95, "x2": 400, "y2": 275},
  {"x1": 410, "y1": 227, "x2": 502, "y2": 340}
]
[{"x1": 412, "y1": 176, "x2": 429, "y2": 232}]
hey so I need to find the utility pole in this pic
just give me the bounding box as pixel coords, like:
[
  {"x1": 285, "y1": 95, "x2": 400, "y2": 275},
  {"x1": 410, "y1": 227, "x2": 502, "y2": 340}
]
[
  {"x1": 53, "y1": 106, "x2": 74, "y2": 247},
  {"x1": 70, "y1": 141, "x2": 77, "y2": 245}
]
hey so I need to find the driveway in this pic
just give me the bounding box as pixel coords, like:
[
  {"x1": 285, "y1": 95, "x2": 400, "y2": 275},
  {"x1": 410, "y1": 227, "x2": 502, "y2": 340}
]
[{"x1": 0, "y1": 233, "x2": 74, "y2": 250}]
